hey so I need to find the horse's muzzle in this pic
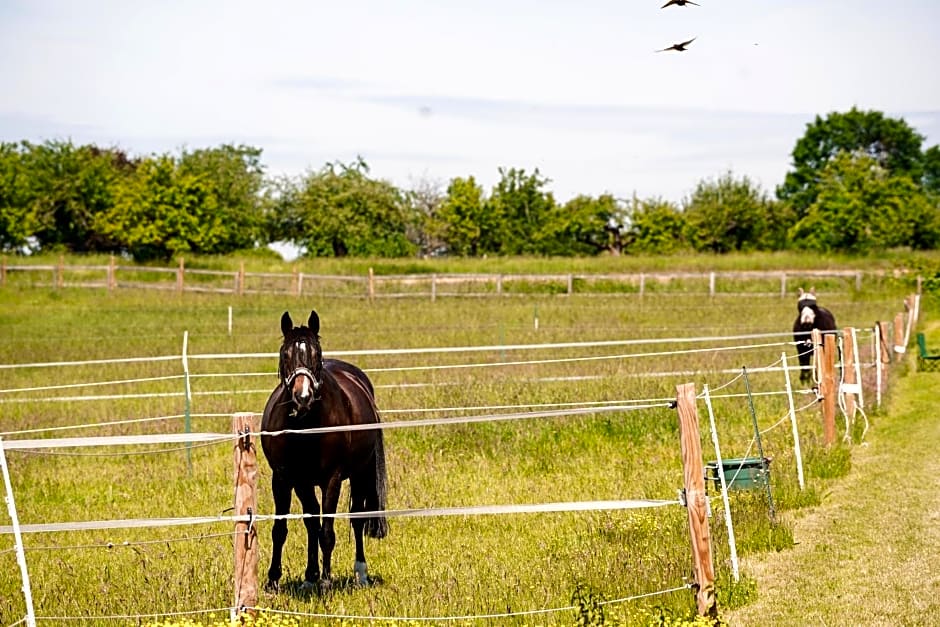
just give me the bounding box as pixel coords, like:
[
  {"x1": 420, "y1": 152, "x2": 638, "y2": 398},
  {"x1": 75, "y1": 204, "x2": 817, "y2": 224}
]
[{"x1": 286, "y1": 367, "x2": 321, "y2": 408}]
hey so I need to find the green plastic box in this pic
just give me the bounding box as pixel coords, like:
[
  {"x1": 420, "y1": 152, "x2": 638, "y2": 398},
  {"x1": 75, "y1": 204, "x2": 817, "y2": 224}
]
[{"x1": 705, "y1": 457, "x2": 771, "y2": 491}]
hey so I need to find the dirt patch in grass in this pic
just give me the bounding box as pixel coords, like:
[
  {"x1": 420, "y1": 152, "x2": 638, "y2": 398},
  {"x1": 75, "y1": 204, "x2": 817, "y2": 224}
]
[{"x1": 725, "y1": 370, "x2": 940, "y2": 625}]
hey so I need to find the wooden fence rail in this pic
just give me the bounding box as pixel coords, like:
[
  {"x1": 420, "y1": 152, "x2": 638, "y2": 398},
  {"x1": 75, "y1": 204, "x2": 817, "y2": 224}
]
[{"x1": 0, "y1": 256, "x2": 889, "y2": 299}]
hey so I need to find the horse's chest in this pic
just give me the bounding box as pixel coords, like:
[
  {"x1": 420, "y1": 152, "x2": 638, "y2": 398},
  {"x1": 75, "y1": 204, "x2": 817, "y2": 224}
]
[{"x1": 274, "y1": 433, "x2": 351, "y2": 478}]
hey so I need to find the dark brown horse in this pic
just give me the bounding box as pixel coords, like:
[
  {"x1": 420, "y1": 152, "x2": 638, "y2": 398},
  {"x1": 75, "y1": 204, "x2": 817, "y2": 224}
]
[
  {"x1": 261, "y1": 310, "x2": 388, "y2": 593},
  {"x1": 792, "y1": 287, "x2": 837, "y2": 384}
]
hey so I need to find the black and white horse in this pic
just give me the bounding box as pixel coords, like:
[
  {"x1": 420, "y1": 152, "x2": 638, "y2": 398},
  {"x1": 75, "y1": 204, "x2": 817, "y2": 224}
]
[{"x1": 792, "y1": 287, "x2": 837, "y2": 384}]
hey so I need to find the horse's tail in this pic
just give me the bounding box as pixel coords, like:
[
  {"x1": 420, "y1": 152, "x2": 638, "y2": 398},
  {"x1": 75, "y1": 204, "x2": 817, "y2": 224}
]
[{"x1": 364, "y1": 426, "x2": 389, "y2": 539}]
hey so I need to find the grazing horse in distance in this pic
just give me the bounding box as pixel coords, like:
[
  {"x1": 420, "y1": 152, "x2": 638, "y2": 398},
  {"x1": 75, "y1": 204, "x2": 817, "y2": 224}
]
[
  {"x1": 792, "y1": 287, "x2": 837, "y2": 384},
  {"x1": 261, "y1": 310, "x2": 388, "y2": 593}
]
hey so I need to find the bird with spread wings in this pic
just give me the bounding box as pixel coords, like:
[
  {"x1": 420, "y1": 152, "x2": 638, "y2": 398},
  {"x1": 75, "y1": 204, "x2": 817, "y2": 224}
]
[
  {"x1": 656, "y1": 37, "x2": 696, "y2": 52},
  {"x1": 661, "y1": 0, "x2": 700, "y2": 7}
]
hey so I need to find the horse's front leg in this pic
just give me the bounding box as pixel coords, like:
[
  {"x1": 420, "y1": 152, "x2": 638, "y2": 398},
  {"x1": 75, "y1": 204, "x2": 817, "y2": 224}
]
[
  {"x1": 798, "y1": 341, "x2": 813, "y2": 384},
  {"x1": 266, "y1": 473, "x2": 292, "y2": 592},
  {"x1": 294, "y1": 481, "x2": 321, "y2": 591},
  {"x1": 318, "y1": 472, "x2": 344, "y2": 591}
]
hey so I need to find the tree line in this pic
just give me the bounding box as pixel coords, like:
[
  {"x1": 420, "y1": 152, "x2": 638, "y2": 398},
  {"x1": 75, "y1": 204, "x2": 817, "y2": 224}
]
[{"x1": 1, "y1": 107, "x2": 938, "y2": 261}]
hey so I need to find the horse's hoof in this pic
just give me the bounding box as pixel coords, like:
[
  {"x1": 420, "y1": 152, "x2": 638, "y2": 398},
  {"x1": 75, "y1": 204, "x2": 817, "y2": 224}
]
[
  {"x1": 264, "y1": 580, "x2": 280, "y2": 594},
  {"x1": 319, "y1": 578, "x2": 333, "y2": 594},
  {"x1": 300, "y1": 580, "x2": 317, "y2": 593},
  {"x1": 354, "y1": 561, "x2": 370, "y2": 587}
]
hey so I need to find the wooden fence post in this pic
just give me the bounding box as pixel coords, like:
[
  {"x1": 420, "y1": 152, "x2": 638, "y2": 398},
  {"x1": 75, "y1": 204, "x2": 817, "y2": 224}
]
[
  {"x1": 567, "y1": 273, "x2": 573, "y2": 296},
  {"x1": 639, "y1": 273, "x2": 645, "y2": 298},
  {"x1": 233, "y1": 413, "x2": 259, "y2": 620},
  {"x1": 177, "y1": 257, "x2": 185, "y2": 293},
  {"x1": 780, "y1": 272, "x2": 787, "y2": 298},
  {"x1": 108, "y1": 255, "x2": 116, "y2": 292},
  {"x1": 57, "y1": 255, "x2": 64, "y2": 289},
  {"x1": 368, "y1": 267, "x2": 375, "y2": 303},
  {"x1": 893, "y1": 313, "x2": 905, "y2": 356},
  {"x1": 238, "y1": 262, "x2": 245, "y2": 296},
  {"x1": 292, "y1": 267, "x2": 299, "y2": 297},
  {"x1": 708, "y1": 272, "x2": 715, "y2": 297},
  {"x1": 878, "y1": 321, "x2": 890, "y2": 364},
  {"x1": 813, "y1": 329, "x2": 837, "y2": 446},
  {"x1": 675, "y1": 383, "x2": 718, "y2": 619}
]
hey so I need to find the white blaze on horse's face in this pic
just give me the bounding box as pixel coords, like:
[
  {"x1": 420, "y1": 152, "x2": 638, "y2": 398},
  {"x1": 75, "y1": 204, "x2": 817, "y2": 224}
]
[
  {"x1": 296, "y1": 371, "x2": 312, "y2": 403},
  {"x1": 797, "y1": 289, "x2": 817, "y2": 325},
  {"x1": 286, "y1": 338, "x2": 320, "y2": 409},
  {"x1": 800, "y1": 306, "x2": 816, "y2": 325},
  {"x1": 295, "y1": 341, "x2": 309, "y2": 403}
]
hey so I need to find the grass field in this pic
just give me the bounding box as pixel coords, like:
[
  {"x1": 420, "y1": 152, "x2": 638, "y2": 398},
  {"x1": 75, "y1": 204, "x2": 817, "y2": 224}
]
[
  {"x1": 0, "y1": 254, "x2": 925, "y2": 626},
  {"x1": 727, "y1": 325, "x2": 940, "y2": 626}
]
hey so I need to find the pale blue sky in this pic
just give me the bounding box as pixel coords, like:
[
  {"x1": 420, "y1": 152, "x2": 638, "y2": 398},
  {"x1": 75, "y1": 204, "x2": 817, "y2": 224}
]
[{"x1": 1, "y1": 0, "x2": 938, "y2": 203}]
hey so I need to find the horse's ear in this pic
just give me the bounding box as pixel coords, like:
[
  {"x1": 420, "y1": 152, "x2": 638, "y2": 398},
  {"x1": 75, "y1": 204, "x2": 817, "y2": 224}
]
[
  {"x1": 280, "y1": 311, "x2": 293, "y2": 336},
  {"x1": 308, "y1": 310, "x2": 320, "y2": 336},
  {"x1": 810, "y1": 287, "x2": 816, "y2": 295},
  {"x1": 797, "y1": 287, "x2": 804, "y2": 297}
]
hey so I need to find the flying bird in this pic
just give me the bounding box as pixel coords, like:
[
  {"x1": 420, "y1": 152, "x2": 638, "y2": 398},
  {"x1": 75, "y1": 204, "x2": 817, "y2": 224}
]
[
  {"x1": 661, "y1": 0, "x2": 699, "y2": 7},
  {"x1": 656, "y1": 37, "x2": 696, "y2": 52}
]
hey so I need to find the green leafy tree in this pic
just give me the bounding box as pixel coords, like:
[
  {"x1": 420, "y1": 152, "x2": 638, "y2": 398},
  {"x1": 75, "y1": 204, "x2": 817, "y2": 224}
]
[
  {"x1": 436, "y1": 176, "x2": 488, "y2": 256},
  {"x1": 623, "y1": 197, "x2": 686, "y2": 255},
  {"x1": 924, "y1": 145, "x2": 940, "y2": 196},
  {"x1": 13, "y1": 140, "x2": 137, "y2": 252},
  {"x1": 683, "y1": 171, "x2": 779, "y2": 253},
  {"x1": 262, "y1": 174, "x2": 303, "y2": 249},
  {"x1": 403, "y1": 177, "x2": 446, "y2": 256},
  {"x1": 778, "y1": 108, "x2": 925, "y2": 218},
  {"x1": 286, "y1": 158, "x2": 415, "y2": 257},
  {"x1": 789, "y1": 150, "x2": 940, "y2": 252},
  {"x1": 97, "y1": 155, "x2": 218, "y2": 261},
  {"x1": 177, "y1": 144, "x2": 268, "y2": 252},
  {"x1": 538, "y1": 193, "x2": 619, "y2": 256},
  {"x1": 0, "y1": 143, "x2": 40, "y2": 252},
  {"x1": 487, "y1": 167, "x2": 556, "y2": 255}
]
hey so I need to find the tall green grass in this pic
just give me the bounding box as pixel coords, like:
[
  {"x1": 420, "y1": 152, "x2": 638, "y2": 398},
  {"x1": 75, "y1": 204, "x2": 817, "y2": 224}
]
[{"x1": 0, "y1": 269, "x2": 906, "y2": 626}]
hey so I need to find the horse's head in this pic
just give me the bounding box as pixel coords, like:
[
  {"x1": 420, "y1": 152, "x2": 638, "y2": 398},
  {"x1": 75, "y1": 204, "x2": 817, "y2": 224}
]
[
  {"x1": 796, "y1": 287, "x2": 819, "y2": 325},
  {"x1": 279, "y1": 310, "x2": 324, "y2": 411}
]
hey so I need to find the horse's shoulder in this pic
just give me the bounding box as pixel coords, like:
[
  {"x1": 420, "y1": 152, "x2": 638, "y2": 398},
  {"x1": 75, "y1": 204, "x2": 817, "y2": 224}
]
[
  {"x1": 322, "y1": 360, "x2": 377, "y2": 419},
  {"x1": 325, "y1": 359, "x2": 371, "y2": 385},
  {"x1": 818, "y1": 306, "x2": 837, "y2": 327},
  {"x1": 260, "y1": 384, "x2": 289, "y2": 428},
  {"x1": 325, "y1": 357, "x2": 364, "y2": 373}
]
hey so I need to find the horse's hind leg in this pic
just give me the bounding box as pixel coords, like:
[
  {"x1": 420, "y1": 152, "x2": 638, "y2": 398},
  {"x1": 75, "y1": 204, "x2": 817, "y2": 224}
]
[
  {"x1": 294, "y1": 482, "x2": 321, "y2": 591},
  {"x1": 349, "y1": 475, "x2": 370, "y2": 586},
  {"x1": 267, "y1": 474, "x2": 292, "y2": 592},
  {"x1": 318, "y1": 472, "x2": 343, "y2": 591}
]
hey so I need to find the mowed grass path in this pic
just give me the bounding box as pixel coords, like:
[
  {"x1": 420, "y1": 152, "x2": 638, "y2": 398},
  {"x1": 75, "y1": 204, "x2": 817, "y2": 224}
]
[{"x1": 726, "y1": 365, "x2": 940, "y2": 626}]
